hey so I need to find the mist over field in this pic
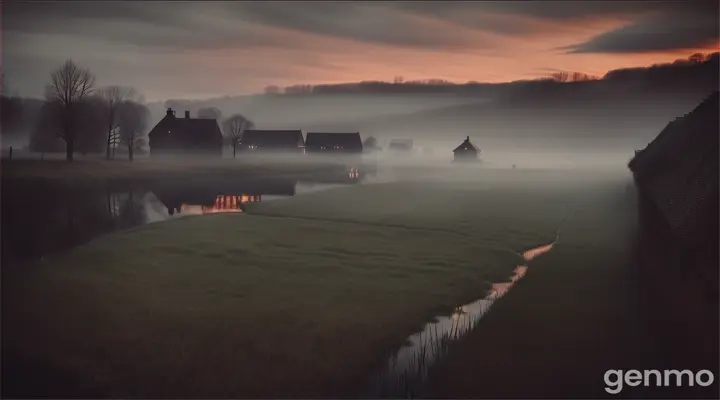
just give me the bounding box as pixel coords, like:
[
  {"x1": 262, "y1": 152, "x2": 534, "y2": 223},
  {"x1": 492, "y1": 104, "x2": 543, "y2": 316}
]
[{"x1": 2, "y1": 1, "x2": 718, "y2": 397}]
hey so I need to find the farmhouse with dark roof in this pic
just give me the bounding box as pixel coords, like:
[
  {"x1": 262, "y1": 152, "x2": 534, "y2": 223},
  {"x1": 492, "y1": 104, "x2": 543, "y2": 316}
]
[
  {"x1": 305, "y1": 132, "x2": 363, "y2": 155},
  {"x1": 148, "y1": 108, "x2": 224, "y2": 156},
  {"x1": 238, "y1": 130, "x2": 305, "y2": 153},
  {"x1": 452, "y1": 136, "x2": 480, "y2": 162}
]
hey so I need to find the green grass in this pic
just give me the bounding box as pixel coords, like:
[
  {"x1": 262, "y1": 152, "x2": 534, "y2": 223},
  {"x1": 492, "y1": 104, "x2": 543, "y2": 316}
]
[
  {"x1": 2, "y1": 169, "x2": 633, "y2": 398},
  {"x1": 422, "y1": 179, "x2": 668, "y2": 398}
]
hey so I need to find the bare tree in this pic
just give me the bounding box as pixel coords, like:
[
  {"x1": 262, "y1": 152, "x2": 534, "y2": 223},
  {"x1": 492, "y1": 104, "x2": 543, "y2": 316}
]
[
  {"x1": 550, "y1": 71, "x2": 569, "y2": 83},
  {"x1": 223, "y1": 114, "x2": 254, "y2": 158},
  {"x1": 362, "y1": 136, "x2": 379, "y2": 151},
  {"x1": 264, "y1": 85, "x2": 280, "y2": 95},
  {"x1": 74, "y1": 95, "x2": 108, "y2": 155},
  {"x1": 45, "y1": 59, "x2": 96, "y2": 161},
  {"x1": 98, "y1": 86, "x2": 136, "y2": 159},
  {"x1": 688, "y1": 53, "x2": 707, "y2": 63},
  {"x1": 30, "y1": 100, "x2": 66, "y2": 155},
  {"x1": 117, "y1": 100, "x2": 149, "y2": 161}
]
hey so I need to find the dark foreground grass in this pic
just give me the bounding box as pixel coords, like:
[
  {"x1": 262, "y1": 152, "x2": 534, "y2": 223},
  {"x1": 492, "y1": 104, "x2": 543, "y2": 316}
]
[
  {"x1": 2, "y1": 169, "x2": 634, "y2": 398},
  {"x1": 423, "y1": 181, "x2": 718, "y2": 399}
]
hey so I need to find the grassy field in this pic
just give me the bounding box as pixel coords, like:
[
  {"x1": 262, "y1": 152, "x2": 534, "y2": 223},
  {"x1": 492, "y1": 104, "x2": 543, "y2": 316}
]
[
  {"x1": 423, "y1": 177, "x2": 718, "y2": 398},
  {"x1": 2, "y1": 168, "x2": 635, "y2": 398}
]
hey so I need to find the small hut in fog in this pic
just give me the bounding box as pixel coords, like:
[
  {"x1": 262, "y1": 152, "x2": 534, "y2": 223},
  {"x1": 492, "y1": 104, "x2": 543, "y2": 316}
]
[{"x1": 452, "y1": 136, "x2": 480, "y2": 162}]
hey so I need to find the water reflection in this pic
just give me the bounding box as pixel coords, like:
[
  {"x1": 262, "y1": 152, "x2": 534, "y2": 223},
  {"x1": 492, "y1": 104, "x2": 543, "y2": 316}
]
[
  {"x1": 155, "y1": 179, "x2": 297, "y2": 217},
  {"x1": 1, "y1": 168, "x2": 370, "y2": 266},
  {"x1": 368, "y1": 241, "x2": 556, "y2": 398}
]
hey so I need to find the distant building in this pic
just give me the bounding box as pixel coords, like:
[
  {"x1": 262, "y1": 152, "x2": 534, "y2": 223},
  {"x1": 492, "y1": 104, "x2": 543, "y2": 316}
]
[
  {"x1": 452, "y1": 136, "x2": 480, "y2": 162},
  {"x1": 238, "y1": 130, "x2": 305, "y2": 153},
  {"x1": 148, "y1": 108, "x2": 224, "y2": 156},
  {"x1": 389, "y1": 138, "x2": 413, "y2": 152},
  {"x1": 305, "y1": 132, "x2": 363, "y2": 154}
]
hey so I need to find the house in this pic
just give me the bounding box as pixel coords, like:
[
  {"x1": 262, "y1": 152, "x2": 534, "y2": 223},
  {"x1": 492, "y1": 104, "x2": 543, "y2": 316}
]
[
  {"x1": 388, "y1": 138, "x2": 413, "y2": 152},
  {"x1": 148, "y1": 108, "x2": 224, "y2": 156},
  {"x1": 452, "y1": 136, "x2": 480, "y2": 162},
  {"x1": 238, "y1": 130, "x2": 305, "y2": 153},
  {"x1": 305, "y1": 132, "x2": 363, "y2": 154}
]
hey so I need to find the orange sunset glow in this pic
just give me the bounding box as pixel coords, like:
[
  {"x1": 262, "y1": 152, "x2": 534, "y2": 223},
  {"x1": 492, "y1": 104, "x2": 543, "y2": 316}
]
[{"x1": 3, "y1": 1, "x2": 717, "y2": 100}]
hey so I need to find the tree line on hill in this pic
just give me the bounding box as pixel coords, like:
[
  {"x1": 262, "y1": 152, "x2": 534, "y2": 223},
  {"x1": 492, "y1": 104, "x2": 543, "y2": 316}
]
[{"x1": 262, "y1": 52, "x2": 718, "y2": 97}]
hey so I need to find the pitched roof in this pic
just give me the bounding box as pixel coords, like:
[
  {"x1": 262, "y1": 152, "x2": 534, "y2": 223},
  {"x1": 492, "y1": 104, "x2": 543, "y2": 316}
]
[
  {"x1": 149, "y1": 114, "x2": 223, "y2": 146},
  {"x1": 453, "y1": 137, "x2": 479, "y2": 152},
  {"x1": 239, "y1": 130, "x2": 305, "y2": 148},
  {"x1": 174, "y1": 118, "x2": 223, "y2": 145},
  {"x1": 305, "y1": 132, "x2": 362, "y2": 149}
]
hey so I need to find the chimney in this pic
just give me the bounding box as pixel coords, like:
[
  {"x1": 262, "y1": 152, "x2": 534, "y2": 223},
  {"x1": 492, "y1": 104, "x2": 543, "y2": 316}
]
[
  {"x1": 185, "y1": 110, "x2": 190, "y2": 119},
  {"x1": 166, "y1": 108, "x2": 174, "y2": 117},
  {"x1": 466, "y1": 136, "x2": 470, "y2": 141}
]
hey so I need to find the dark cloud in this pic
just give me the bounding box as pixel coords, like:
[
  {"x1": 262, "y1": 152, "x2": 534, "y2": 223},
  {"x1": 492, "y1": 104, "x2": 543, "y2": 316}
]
[
  {"x1": 2, "y1": 2, "x2": 294, "y2": 51},
  {"x1": 5, "y1": 1, "x2": 714, "y2": 53},
  {"x1": 392, "y1": 1, "x2": 660, "y2": 21},
  {"x1": 2, "y1": 1, "x2": 493, "y2": 51},
  {"x1": 7, "y1": 1, "x2": 710, "y2": 53},
  {"x1": 223, "y1": 2, "x2": 492, "y2": 50},
  {"x1": 561, "y1": 1, "x2": 719, "y2": 53}
]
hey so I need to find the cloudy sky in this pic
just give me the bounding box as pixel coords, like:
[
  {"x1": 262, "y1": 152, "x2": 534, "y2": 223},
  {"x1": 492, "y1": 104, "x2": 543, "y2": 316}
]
[{"x1": 3, "y1": 1, "x2": 718, "y2": 101}]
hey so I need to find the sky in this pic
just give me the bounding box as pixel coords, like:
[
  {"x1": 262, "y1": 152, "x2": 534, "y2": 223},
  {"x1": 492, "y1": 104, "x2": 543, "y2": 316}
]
[{"x1": 3, "y1": 1, "x2": 718, "y2": 101}]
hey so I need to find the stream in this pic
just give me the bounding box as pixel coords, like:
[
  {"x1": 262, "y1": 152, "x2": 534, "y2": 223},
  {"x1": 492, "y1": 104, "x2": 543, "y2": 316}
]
[{"x1": 367, "y1": 211, "x2": 572, "y2": 398}]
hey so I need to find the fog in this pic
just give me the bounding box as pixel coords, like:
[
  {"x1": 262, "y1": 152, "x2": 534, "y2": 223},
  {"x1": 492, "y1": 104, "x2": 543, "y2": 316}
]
[{"x1": 2, "y1": 88, "x2": 707, "y2": 173}]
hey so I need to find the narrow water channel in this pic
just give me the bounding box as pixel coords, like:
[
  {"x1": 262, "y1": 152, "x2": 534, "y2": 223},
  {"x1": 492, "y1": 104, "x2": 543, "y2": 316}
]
[{"x1": 367, "y1": 212, "x2": 571, "y2": 398}]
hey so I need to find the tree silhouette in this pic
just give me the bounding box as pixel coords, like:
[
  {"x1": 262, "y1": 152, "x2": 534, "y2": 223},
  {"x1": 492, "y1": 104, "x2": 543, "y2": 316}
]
[
  {"x1": 223, "y1": 114, "x2": 254, "y2": 158},
  {"x1": 30, "y1": 100, "x2": 66, "y2": 154},
  {"x1": 118, "y1": 100, "x2": 150, "y2": 161},
  {"x1": 363, "y1": 136, "x2": 380, "y2": 152},
  {"x1": 45, "y1": 59, "x2": 96, "y2": 162},
  {"x1": 98, "y1": 86, "x2": 136, "y2": 159},
  {"x1": 264, "y1": 85, "x2": 280, "y2": 95}
]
